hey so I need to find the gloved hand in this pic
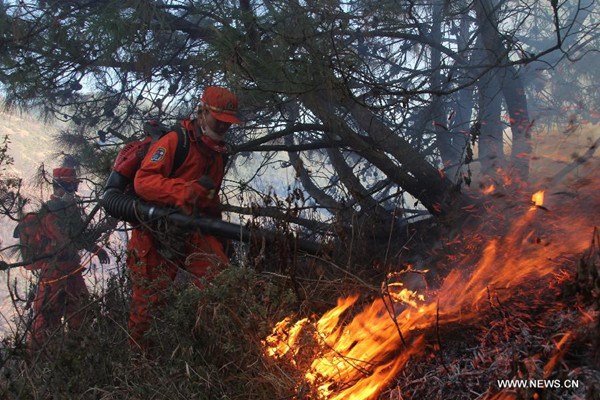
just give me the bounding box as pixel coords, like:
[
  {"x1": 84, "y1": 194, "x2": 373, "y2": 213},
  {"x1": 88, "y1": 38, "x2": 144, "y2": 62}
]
[
  {"x1": 197, "y1": 175, "x2": 216, "y2": 200},
  {"x1": 181, "y1": 176, "x2": 217, "y2": 215},
  {"x1": 96, "y1": 248, "x2": 110, "y2": 264}
]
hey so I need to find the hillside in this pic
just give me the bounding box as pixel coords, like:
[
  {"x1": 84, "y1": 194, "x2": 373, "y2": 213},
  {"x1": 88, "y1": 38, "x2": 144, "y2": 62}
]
[{"x1": 0, "y1": 110, "x2": 58, "y2": 176}]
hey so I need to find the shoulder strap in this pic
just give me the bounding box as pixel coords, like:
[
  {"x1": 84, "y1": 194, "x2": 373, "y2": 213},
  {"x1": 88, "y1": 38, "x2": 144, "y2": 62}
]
[{"x1": 171, "y1": 124, "x2": 190, "y2": 176}]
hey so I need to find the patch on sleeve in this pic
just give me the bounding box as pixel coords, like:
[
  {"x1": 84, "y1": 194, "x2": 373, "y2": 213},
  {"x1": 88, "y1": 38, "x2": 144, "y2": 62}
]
[{"x1": 150, "y1": 147, "x2": 167, "y2": 162}]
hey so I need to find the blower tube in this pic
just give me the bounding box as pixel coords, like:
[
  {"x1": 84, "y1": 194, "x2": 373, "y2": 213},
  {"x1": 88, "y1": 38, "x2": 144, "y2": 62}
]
[{"x1": 101, "y1": 187, "x2": 322, "y2": 255}]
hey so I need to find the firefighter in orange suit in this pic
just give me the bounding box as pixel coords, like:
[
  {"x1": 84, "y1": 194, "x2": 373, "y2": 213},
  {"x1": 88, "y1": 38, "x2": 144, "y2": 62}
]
[
  {"x1": 127, "y1": 86, "x2": 240, "y2": 350},
  {"x1": 23, "y1": 167, "x2": 110, "y2": 354}
]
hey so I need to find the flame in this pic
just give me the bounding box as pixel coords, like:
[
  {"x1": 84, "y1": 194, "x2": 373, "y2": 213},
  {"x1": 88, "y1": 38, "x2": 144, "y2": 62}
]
[
  {"x1": 263, "y1": 165, "x2": 599, "y2": 399},
  {"x1": 531, "y1": 190, "x2": 544, "y2": 207},
  {"x1": 263, "y1": 316, "x2": 310, "y2": 362},
  {"x1": 385, "y1": 283, "x2": 424, "y2": 310},
  {"x1": 482, "y1": 184, "x2": 496, "y2": 195}
]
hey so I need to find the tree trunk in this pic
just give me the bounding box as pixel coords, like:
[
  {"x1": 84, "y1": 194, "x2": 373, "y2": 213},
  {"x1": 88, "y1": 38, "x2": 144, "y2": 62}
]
[
  {"x1": 478, "y1": 67, "x2": 505, "y2": 176},
  {"x1": 475, "y1": 0, "x2": 532, "y2": 182},
  {"x1": 300, "y1": 88, "x2": 472, "y2": 223}
]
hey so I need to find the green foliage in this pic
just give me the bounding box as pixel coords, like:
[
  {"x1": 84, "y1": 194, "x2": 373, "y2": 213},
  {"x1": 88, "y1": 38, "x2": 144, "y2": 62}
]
[
  {"x1": 0, "y1": 135, "x2": 25, "y2": 220},
  {"x1": 0, "y1": 265, "x2": 300, "y2": 399},
  {"x1": 3, "y1": 0, "x2": 600, "y2": 264}
]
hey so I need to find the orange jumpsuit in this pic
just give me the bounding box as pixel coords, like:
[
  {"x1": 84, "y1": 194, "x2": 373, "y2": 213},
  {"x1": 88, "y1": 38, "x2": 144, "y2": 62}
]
[
  {"x1": 24, "y1": 195, "x2": 91, "y2": 353},
  {"x1": 127, "y1": 119, "x2": 229, "y2": 349}
]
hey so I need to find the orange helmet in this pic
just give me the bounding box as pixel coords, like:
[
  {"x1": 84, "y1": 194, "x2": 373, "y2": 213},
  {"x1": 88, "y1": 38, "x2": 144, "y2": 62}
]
[
  {"x1": 52, "y1": 167, "x2": 80, "y2": 183},
  {"x1": 200, "y1": 86, "x2": 241, "y2": 124},
  {"x1": 52, "y1": 167, "x2": 81, "y2": 192}
]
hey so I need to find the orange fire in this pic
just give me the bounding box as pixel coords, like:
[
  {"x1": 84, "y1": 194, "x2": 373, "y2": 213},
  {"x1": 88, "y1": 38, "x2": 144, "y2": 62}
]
[
  {"x1": 263, "y1": 168, "x2": 598, "y2": 399},
  {"x1": 263, "y1": 316, "x2": 310, "y2": 364},
  {"x1": 482, "y1": 184, "x2": 495, "y2": 195},
  {"x1": 531, "y1": 190, "x2": 544, "y2": 207}
]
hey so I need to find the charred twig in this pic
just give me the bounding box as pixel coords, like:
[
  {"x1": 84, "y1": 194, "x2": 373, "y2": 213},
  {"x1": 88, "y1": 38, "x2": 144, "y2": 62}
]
[
  {"x1": 289, "y1": 236, "x2": 303, "y2": 304},
  {"x1": 435, "y1": 299, "x2": 451, "y2": 374},
  {"x1": 487, "y1": 286, "x2": 515, "y2": 343},
  {"x1": 380, "y1": 287, "x2": 408, "y2": 348}
]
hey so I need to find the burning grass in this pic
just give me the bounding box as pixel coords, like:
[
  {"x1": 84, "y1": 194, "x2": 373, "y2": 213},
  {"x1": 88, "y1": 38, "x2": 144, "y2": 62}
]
[
  {"x1": 0, "y1": 218, "x2": 598, "y2": 399},
  {"x1": 263, "y1": 234, "x2": 600, "y2": 399},
  {"x1": 0, "y1": 157, "x2": 598, "y2": 399},
  {"x1": 388, "y1": 266, "x2": 600, "y2": 400},
  {"x1": 263, "y1": 168, "x2": 600, "y2": 399}
]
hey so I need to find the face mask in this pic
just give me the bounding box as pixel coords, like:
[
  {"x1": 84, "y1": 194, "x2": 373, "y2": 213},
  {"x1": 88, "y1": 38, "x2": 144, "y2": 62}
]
[{"x1": 201, "y1": 134, "x2": 228, "y2": 154}]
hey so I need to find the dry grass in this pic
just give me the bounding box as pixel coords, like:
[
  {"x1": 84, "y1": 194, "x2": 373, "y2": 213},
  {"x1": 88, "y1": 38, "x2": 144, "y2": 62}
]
[
  {"x1": 381, "y1": 242, "x2": 600, "y2": 400},
  {"x1": 1, "y1": 228, "x2": 598, "y2": 400},
  {"x1": 0, "y1": 265, "x2": 308, "y2": 400}
]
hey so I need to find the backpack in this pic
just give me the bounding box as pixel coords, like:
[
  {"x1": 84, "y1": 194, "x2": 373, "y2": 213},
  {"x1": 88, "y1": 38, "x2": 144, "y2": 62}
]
[
  {"x1": 13, "y1": 207, "x2": 59, "y2": 270},
  {"x1": 142, "y1": 120, "x2": 230, "y2": 171},
  {"x1": 103, "y1": 119, "x2": 230, "y2": 223},
  {"x1": 105, "y1": 120, "x2": 190, "y2": 192},
  {"x1": 102, "y1": 120, "x2": 193, "y2": 223},
  {"x1": 143, "y1": 120, "x2": 191, "y2": 174},
  {"x1": 111, "y1": 119, "x2": 229, "y2": 184}
]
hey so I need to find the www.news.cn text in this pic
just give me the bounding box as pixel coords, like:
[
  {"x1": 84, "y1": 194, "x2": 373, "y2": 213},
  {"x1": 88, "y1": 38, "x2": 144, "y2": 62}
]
[{"x1": 496, "y1": 379, "x2": 580, "y2": 389}]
